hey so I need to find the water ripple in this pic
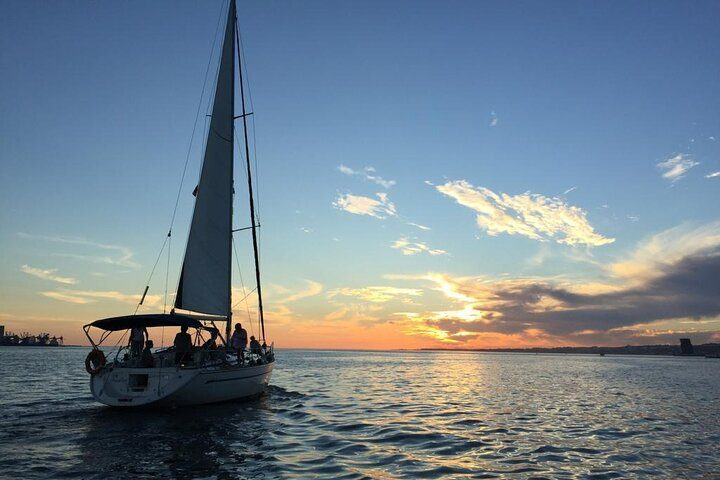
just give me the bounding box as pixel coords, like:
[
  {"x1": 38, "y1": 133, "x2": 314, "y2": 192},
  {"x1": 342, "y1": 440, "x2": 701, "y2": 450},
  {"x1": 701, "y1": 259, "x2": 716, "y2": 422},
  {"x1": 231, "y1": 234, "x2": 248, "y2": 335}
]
[{"x1": 1, "y1": 348, "x2": 719, "y2": 479}]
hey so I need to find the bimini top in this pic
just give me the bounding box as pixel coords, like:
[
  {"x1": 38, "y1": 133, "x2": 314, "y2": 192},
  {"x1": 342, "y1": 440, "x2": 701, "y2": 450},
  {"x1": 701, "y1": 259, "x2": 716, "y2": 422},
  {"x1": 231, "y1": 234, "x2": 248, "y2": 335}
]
[{"x1": 86, "y1": 313, "x2": 205, "y2": 332}]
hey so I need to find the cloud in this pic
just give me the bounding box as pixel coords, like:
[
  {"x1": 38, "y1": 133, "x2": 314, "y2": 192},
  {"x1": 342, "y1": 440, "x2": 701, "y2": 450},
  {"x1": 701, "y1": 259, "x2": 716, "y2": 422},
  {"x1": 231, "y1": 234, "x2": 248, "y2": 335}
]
[
  {"x1": 41, "y1": 289, "x2": 161, "y2": 305},
  {"x1": 407, "y1": 222, "x2": 431, "y2": 231},
  {"x1": 20, "y1": 265, "x2": 77, "y2": 285},
  {"x1": 40, "y1": 292, "x2": 93, "y2": 304},
  {"x1": 562, "y1": 186, "x2": 577, "y2": 195},
  {"x1": 706, "y1": 171, "x2": 720, "y2": 179},
  {"x1": 656, "y1": 153, "x2": 699, "y2": 182},
  {"x1": 436, "y1": 180, "x2": 614, "y2": 247},
  {"x1": 18, "y1": 232, "x2": 139, "y2": 268},
  {"x1": 333, "y1": 193, "x2": 397, "y2": 219},
  {"x1": 337, "y1": 165, "x2": 396, "y2": 189},
  {"x1": 392, "y1": 238, "x2": 447, "y2": 256},
  {"x1": 276, "y1": 280, "x2": 323, "y2": 304},
  {"x1": 330, "y1": 286, "x2": 423, "y2": 303},
  {"x1": 234, "y1": 281, "x2": 324, "y2": 326},
  {"x1": 324, "y1": 303, "x2": 385, "y2": 325},
  {"x1": 337, "y1": 165, "x2": 355, "y2": 176},
  {"x1": 608, "y1": 221, "x2": 720, "y2": 284},
  {"x1": 387, "y1": 222, "x2": 720, "y2": 345},
  {"x1": 489, "y1": 111, "x2": 498, "y2": 127}
]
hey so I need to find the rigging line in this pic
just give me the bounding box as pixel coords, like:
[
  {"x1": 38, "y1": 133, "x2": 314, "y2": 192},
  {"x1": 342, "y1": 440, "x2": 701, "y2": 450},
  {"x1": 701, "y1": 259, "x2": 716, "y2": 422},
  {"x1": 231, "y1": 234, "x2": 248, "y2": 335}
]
[
  {"x1": 236, "y1": 20, "x2": 261, "y2": 223},
  {"x1": 232, "y1": 287, "x2": 257, "y2": 309},
  {"x1": 231, "y1": 124, "x2": 261, "y2": 302},
  {"x1": 232, "y1": 126, "x2": 250, "y2": 206},
  {"x1": 168, "y1": 0, "x2": 226, "y2": 232},
  {"x1": 236, "y1": 16, "x2": 266, "y2": 343},
  {"x1": 163, "y1": 232, "x2": 172, "y2": 314},
  {"x1": 230, "y1": 128, "x2": 256, "y2": 337},
  {"x1": 236, "y1": 22, "x2": 262, "y2": 274},
  {"x1": 232, "y1": 236, "x2": 255, "y2": 328},
  {"x1": 133, "y1": 235, "x2": 169, "y2": 315}
]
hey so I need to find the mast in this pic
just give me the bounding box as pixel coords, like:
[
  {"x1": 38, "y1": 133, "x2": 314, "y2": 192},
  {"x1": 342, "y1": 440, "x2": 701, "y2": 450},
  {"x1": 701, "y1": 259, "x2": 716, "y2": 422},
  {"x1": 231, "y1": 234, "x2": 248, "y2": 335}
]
[
  {"x1": 226, "y1": 0, "x2": 236, "y2": 342},
  {"x1": 235, "y1": 4, "x2": 266, "y2": 343}
]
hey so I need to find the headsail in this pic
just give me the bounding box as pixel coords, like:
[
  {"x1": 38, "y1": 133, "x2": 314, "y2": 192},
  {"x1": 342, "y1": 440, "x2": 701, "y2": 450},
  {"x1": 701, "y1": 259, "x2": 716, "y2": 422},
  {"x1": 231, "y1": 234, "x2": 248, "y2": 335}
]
[{"x1": 175, "y1": 1, "x2": 235, "y2": 317}]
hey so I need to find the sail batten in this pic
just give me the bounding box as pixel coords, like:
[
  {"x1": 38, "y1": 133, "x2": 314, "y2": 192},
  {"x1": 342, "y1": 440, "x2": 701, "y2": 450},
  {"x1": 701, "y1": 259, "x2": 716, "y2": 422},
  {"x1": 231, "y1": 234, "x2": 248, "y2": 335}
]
[{"x1": 175, "y1": 1, "x2": 235, "y2": 317}]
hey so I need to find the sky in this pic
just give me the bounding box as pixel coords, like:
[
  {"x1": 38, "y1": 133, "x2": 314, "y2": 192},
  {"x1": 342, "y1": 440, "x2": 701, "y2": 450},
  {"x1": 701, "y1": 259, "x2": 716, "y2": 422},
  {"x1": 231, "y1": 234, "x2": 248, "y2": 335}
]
[{"x1": 1, "y1": 0, "x2": 719, "y2": 348}]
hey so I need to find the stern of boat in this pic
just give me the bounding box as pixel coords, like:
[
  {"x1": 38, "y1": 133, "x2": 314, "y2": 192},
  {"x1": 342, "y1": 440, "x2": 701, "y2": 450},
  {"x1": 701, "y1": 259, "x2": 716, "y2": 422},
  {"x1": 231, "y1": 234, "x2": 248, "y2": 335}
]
[{"x1": 90, "y1": 366, "x2": 199, "y2": 407}]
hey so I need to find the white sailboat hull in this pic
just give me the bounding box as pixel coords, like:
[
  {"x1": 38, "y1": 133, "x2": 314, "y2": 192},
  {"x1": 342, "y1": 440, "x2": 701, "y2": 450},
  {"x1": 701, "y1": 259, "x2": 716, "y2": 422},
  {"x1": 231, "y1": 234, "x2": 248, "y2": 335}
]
[{"x1": 90, "y1": 361, "x2": 273, "y2": 407}]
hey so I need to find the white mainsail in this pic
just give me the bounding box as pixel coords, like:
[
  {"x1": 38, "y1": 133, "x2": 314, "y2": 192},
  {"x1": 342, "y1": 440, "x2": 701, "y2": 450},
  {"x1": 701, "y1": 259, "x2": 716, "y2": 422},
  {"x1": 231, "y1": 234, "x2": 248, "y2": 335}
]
[{"x1": 175, "y1": 1, "x2": 236, "y2": 317}]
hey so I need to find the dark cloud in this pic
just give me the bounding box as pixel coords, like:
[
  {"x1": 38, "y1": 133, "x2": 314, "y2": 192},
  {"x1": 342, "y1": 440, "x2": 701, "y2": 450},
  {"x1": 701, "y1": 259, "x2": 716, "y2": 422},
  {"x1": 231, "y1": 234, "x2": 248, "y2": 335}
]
[{"x1": 430, "y1": 247, "x2": 720, "y2": 340}]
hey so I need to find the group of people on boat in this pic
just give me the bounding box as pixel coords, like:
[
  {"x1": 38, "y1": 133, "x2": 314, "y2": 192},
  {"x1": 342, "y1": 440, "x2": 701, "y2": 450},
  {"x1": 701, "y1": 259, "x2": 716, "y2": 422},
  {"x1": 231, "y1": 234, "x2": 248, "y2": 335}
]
[
  {"x1": 228, "y1": 323, "x2": 265, "y2": 361},
  {"x1": 126, "y1": 322, "x2": 268, "y2": 368}
]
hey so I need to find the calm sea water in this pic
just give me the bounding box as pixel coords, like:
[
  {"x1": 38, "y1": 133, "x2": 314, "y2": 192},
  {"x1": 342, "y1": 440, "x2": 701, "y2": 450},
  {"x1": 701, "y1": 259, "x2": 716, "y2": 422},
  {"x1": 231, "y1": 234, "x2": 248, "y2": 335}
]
[{"x1": 0, "y1": 347, "x2": 718, "y2": 479}]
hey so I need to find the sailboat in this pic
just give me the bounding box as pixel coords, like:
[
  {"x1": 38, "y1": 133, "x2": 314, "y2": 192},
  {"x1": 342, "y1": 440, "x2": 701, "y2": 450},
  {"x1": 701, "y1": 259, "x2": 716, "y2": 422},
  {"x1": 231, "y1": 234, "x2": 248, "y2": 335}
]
[{"x1": 82, "y1": 0, "x2": 274, "y2": 407}]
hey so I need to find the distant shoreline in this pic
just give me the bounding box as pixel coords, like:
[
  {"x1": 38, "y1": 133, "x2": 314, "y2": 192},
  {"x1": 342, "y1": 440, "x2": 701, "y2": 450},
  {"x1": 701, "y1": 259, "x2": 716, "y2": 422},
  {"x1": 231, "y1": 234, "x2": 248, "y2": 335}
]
[{"x1": 418, "y1": 343, "x2": 720, "y2": 357}]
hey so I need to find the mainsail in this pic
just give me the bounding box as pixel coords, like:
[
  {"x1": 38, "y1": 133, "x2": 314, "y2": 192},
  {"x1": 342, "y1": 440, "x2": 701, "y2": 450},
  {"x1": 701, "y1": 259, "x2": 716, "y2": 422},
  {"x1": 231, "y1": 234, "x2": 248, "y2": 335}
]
[{"x1": 175, "y1": 1, "x2": 236, "y2": 317}]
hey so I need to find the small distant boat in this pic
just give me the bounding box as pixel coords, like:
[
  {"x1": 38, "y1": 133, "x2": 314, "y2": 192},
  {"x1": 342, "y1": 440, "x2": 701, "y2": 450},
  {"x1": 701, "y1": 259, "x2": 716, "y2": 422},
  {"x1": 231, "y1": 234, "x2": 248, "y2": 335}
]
[{"x1": 83, "y1": 0, "x2": 274, "y2": 407}]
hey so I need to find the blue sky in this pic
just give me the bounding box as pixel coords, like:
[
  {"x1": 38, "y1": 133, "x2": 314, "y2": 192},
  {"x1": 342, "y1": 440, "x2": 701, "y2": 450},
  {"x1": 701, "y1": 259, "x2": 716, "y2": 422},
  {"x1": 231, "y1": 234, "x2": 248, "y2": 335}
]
[{"x1": 1, "y1": 0, "x2": 719, "y2": 347}]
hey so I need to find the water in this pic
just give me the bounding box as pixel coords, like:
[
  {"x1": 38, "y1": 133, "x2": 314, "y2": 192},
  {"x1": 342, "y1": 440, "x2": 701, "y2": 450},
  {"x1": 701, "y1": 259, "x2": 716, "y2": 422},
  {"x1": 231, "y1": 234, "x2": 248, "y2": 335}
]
[{"x1": 0, "y1": 347, "x2": 718, "y2": 479}]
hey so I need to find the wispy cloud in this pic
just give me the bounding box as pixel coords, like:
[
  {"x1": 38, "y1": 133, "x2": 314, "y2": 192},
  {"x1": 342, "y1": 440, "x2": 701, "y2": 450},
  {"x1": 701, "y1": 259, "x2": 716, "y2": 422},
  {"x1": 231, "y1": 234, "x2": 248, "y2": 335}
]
[
  {"x1": 436, "y1": 180, "x2": 614, "y2": 247},
  {"x1": 41, "y1": 289, "x2": 160, "y2": 305},
  {"x1": 40, "y1": 292, "x2": 94, "y2": 304},
  {"x1": 407, "y1": 222, "x2": 431, "y2": 231},
  {"x1": 338, "y1": 165, "x2": 396, "y2": 189},
  {"x1": 20, "y1": 265, "x2": 77, "y2": 285},
  {"x1": 18, "y1": 233, "x2": 139, "y2": 268},
  {"x1": 276, "y1": 280, "x2": 323, "y2": 304},
  {"x1": 706, "y1": 171, "x2": 720, "y2": 179},
  {"x1": 333, "y1": 193, "x2": 397, "y2": 219},
  {"x1": 656, "y1": 153, "x2": 699, "y2": 182},
  {"x1": 562, "y1": 186, "x2": 577, "y2": 195},
  {"x1": 392, "y1": 238, "x2": 447, "y2": 256},
  {"x1": 330, "y1": 286, "x2": 423, "y2": 303},
  {"x1": 489, "y1": 111, "x2": 498, "y2": 127}
]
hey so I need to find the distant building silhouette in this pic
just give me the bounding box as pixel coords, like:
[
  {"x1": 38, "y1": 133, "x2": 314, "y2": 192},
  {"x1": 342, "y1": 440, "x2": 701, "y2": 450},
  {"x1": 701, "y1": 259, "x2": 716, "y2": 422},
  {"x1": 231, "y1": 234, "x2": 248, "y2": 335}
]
[{"x1": 679, "y1": 338, "x2": 694, "y2": 355}]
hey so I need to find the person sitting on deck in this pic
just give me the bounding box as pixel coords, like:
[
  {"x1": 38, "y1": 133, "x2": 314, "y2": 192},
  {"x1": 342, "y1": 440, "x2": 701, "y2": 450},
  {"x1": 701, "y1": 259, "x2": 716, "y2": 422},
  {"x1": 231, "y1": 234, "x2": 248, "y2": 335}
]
[
  {"x1": 141, "y1": 340, "x2": 154, "y2": 368},
  {"x1": 202, "y1": 328, "x2": 219, "y2": 349},
  {"x1": 249, "y1": 336, "x2": 262, "y2": 356},
  {"x1": 230, "y1": 323, "x2": 248, "y2": 362},
  {"x1": 129, "y1": 325, "x2": 147, "y2": 358},
  {"x1": 174, "y1": 325, "x2": 193, "y2": 365}
]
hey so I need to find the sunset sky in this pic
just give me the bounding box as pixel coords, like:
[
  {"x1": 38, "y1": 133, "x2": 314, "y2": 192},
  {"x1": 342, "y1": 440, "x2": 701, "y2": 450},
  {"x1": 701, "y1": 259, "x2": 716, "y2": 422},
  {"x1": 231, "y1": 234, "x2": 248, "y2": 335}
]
[{"x1": 1, "y1": 0, "x2": 719, "y2": 348}]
